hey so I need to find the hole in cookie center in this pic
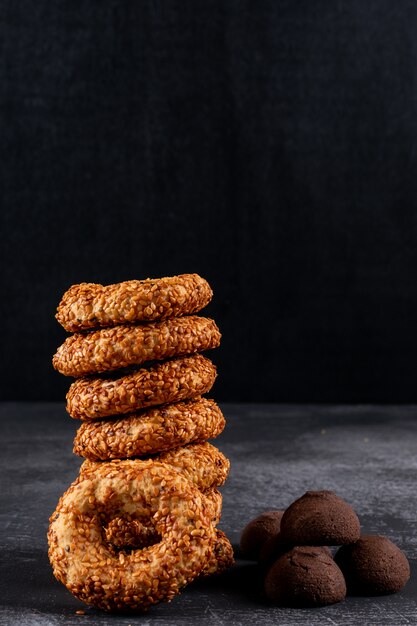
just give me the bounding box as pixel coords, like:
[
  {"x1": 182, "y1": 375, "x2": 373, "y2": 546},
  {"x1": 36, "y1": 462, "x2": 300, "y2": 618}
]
[{"x1": 104, "y1": 516, "x2": 162, "y2": 552}]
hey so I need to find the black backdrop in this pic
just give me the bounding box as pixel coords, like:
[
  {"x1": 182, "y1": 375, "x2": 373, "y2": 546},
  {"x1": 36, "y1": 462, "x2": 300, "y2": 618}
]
[{"x1": 2, "y1": 0, "x2": 417, "y2": 403}]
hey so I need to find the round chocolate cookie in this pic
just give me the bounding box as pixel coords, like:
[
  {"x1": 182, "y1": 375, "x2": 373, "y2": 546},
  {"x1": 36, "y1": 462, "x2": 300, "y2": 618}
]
[
  {"x1": 280, "y1": 491, "x2": 360, "y2": 545},
  {"x1": 240, "y1": 511, "x2": 284, "y2": 560},
  {"x1": 335, "y1": 535, "x2": 410, "y2": 595},
  {"x1": 265, "y1": 546, "x2": 346, "y2": 607}
]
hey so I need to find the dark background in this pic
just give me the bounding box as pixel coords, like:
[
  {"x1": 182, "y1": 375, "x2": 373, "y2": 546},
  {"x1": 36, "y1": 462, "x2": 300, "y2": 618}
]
[{"x1": 2, "y1": 0, "x2": 417, "y2": 403}]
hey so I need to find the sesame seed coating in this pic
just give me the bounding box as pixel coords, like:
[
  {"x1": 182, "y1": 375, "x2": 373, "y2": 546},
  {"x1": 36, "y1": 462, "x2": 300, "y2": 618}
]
[
  {"x1": 202, "y1": 488, "x2": 223, "y2": 526},
  {"x1": 73, "y1": 398, "x2": 226, "y2": 461},
  {"x1": 104, "y1": 515, "x2": 160, "y2": 550},
  {"x1": 153, "y1": 442, "x2": 230, "y2": 490},
  {"x1": 48, "y1": 461, "x2": 219, "y2": 612},
  {"x1": 80, "y1": 441, "x2": 230, "y2": 491},
  {"x1": 201, "y1": 529, "x2": 234, "y2": 577},
  {"x1": 53, "y1": 315, "x2": 221, "y2": 378},
  {"x1": 103, "y1": 518, "x2": 233, "y2": 576},
  {"x1": 103, "y1": 488, "x2": 223, "y2": 547},
  {"x1": 56, "y1": 274, "x2": 213, "y2": 332},
  {"x1": 66, "y1": 355, "x2": 217, "y2": 421}
]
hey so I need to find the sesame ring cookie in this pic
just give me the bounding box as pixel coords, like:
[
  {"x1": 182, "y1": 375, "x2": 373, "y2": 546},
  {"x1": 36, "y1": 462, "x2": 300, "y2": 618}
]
[
  {"x1": 73, "y1": 398, "x2": 226, "y2": 461},
  {"x1": 53, "y1": 315, "x2": 220, "y2": 378},
  {"x1": 66, "y1": 354, "x2": 217, "y2": 421},
  {"x1": 80, "y1": 441, "x2": 230, "y2": 491},
  {"x1": 48, "y1": 461, "x2": 217, "y2": 612},
  {"x1": 56, "y1": 274, "x2": 213, "y2": 332}
]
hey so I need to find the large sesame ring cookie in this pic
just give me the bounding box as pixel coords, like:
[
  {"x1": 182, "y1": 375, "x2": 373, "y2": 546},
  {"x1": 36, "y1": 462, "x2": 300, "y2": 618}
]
[
  {"x1": 53, "y1": 315, "x2": 220, "y2": 378},
  {"x1": 66, "y1": 354, "x2": 217, "y2": 421},
  {"x1": 80, "y1": 441, "x2": 230, "y2": 491},
  {"x1": 56, "y1": 274, "x2": 213, "y2": 332},
  {"x1": 48, "y1": 461, "x2": 218, "y2": 612},
  {"x1": 73, "y1": 398, "x2": 226, "y2": 461}
]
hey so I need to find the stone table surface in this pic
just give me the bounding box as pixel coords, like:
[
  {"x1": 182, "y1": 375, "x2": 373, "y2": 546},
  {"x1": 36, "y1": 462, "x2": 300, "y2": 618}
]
[{"x1": 1, "y1": 402, "x2": 416, "y2": 625}]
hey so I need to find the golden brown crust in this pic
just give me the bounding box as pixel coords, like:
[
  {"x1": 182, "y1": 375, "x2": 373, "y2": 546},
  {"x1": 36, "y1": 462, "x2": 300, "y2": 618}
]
[
  {"x1": 66, "y1": 355, "x2": 217, "y2": 421},
  {"x1": 79, "y1": 450, "x2": 226, "y2": 542},
  {"x1": 56, "y1": 274, "x2": 213, "y2": 332},
  {"x1": 104, "y1": 516, "x2": 160, "y2": 550},
  {"x1": 103, "y1": 521, "x2": 232, "y2": 576},
  {"x1": 156, "y1": 442, "x2": 230, "y2": 490},
  {"x1": 80, "y1": 441, "x2": 230, "y2": 491},
  {"x1": 48, "y1": 461, "x2": 218, "y2": 612},
  {"x1": 103, "y1": 489, "x2": 223, "y2": 547},
  {"x1": 73, "y1": 398, "x2": 226, "y2": 460},
  {"x1": 53, "y1": 315, "x2": 221, "y2": 378},
  {"x1": 202, "y1": 488, "x2": 223, "y2": 526},
  {"x1": 201, "y1": 529, "x2": 235, "y2": 577}
]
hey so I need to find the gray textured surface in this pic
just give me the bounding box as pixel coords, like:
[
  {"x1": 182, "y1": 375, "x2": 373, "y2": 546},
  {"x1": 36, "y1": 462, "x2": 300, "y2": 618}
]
[{"x1": 1, "y1": 403, "x2": 416, "y2": 625}]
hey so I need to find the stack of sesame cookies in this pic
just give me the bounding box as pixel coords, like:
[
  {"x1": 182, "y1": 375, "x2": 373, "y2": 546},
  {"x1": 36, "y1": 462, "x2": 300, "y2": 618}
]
[{"x1": 51, "y1": 274, "x2": 233, "y2": 602}]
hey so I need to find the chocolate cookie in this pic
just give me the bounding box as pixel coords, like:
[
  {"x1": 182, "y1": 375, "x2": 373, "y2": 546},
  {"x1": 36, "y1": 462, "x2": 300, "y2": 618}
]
[
  {"x1": 265, "y1": 546, "x2": 346, "y2": 607},
  {"x1": 280, "y1": 491, "x2": 360, "y2": 545},
  {"x1": 239, "y1": 511, "x2": 284, "y2": 560},
  {"x1": 335, "y1": 535, "x2": 410, "y2": 595}
]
